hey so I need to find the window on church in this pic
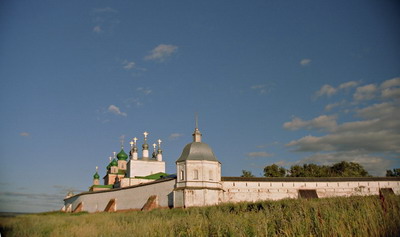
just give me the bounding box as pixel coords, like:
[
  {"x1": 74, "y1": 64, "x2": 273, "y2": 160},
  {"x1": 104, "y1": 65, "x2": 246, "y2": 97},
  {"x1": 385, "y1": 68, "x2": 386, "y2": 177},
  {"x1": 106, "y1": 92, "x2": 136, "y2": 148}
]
[
  {"x1": 193, "y1": 170, "x2": 199, "y2": 180},
  {"x1": 180, "y1": 170, "x2": 185, "y2": 181},
  {"x1": 209, "y1": 170, "x2": 213, "y2": 180}
]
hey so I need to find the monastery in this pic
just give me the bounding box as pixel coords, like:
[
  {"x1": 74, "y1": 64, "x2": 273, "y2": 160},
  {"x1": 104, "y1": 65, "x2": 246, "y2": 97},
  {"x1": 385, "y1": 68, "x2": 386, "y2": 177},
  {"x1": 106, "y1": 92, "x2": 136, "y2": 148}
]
[{"x1": 63, "y1": 124, "x2": 400, "y2": 213}]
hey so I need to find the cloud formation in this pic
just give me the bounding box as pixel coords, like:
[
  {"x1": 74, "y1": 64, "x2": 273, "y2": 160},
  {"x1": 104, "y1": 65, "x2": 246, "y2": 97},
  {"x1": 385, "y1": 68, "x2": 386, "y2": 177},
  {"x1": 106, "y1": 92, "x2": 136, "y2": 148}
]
[
  {"x1": 284, "y1": 78, "x2": 400, "y2": 176},
  {"x1": 137, "y1": 87, "x2": 152, "y2": 95},
  {"x1": 145, "y1": 44, "x2": 178, "y2": 62},
  {"x1": 122, "y1": 60, "x2": 135, "y2": 70},
  {"x1": 353, "y1": 84, "x2": 377, "y2": 101},
  {"x1": 91, "y1": 7, "x2": 119, "y2": 34},
  {"x1": 93, "y1": 25, "x2": 102, "y2": 33},
  {"x1": 315, "y1": 81, "x2": 359, "y2": 98},
  {"x1": 283, "y1": 115, "x2": 337, "y2": 132},
  {"x1": 169, "y1": 133, "x2": 184, "y2": 140},
  {"x1": 315, "y1": 85, "x2": 337, "y2": 97},
  {"x1": 20, "y1": 132, "x2": 30, "y2": 137},
  {"x1": 250, "y1": 85, "x2": 268, "y2": 94},
  {"x1": 108, "y1": 105, "x2": 127, "y2": 117},
  {"x1": 300, "y1": 58, "x2": 311, "y2": 66}
]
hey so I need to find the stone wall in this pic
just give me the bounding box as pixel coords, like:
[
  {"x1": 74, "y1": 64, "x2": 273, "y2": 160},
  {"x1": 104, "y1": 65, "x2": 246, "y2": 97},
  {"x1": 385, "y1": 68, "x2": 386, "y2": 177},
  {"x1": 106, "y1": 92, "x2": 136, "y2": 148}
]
[
  {"x1": 63, "y1": 178, "x2": 175, "y2": 213},
  {"x1": 220, "y1": 177, "x2": 400, "y2": 203}
]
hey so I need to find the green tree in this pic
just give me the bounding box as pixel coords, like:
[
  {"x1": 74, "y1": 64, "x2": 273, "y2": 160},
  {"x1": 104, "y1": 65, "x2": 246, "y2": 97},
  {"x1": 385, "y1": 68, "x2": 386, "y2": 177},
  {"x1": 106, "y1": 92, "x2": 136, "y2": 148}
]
[
  {"x1": 288, "y1": 165, "x2": 304, "y2": 177},
  {"x1": 288, "y1": 161, "x2": 369, "y2": 177},
  {"x1": 264, "y1": 164, "x2": 286, "y2": 177},
  {"x1": 386, "y1": 168, "x2": 400, "y2": 177},
  {"x1": 241, "y1": 170, "x2": 255, "y2": 177},
  {"x1": 330, "y1": 161, "x2": 369, "y2": 177}
]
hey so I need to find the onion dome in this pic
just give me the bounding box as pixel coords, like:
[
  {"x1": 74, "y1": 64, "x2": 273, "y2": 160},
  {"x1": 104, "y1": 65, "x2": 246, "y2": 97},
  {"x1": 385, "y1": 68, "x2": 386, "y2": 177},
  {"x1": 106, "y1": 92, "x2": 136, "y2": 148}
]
[
  {"x1": 117, "y1": 149, "x2": 128, "y2": 160},
  {"x1": 176, "y1": 142, "x2": 218, "y2": 162},
  {"x1": 93, "y1": 172, "x2": 100, "y2": 180},
  {"x1": 110, "y1": 159, "x2": 118, "y2": 167},
  {"x1": 142, "y1": 143, "x2": 149, "y2": 150}
]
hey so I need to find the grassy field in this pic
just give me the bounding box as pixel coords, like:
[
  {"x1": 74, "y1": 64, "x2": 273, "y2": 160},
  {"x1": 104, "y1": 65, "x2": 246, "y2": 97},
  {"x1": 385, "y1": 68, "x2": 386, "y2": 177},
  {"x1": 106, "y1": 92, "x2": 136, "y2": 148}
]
[{"x1": 1, "y1": 195, "x2": 399, "y2": 237}]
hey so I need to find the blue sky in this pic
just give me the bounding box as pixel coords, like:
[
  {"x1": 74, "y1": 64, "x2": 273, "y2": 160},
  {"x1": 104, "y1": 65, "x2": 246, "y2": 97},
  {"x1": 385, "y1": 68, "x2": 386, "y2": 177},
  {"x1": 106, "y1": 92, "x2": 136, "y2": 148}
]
[{"x1": 0, "y1": 1, "x2": 399, "y2": 212}]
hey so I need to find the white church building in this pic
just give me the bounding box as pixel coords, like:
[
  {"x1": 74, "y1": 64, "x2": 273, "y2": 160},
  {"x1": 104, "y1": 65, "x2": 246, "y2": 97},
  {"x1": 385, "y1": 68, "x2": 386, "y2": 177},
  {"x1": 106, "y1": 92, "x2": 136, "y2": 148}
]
[{"x1": 63, "y1": 125, "x2": 400, "y2": 213}]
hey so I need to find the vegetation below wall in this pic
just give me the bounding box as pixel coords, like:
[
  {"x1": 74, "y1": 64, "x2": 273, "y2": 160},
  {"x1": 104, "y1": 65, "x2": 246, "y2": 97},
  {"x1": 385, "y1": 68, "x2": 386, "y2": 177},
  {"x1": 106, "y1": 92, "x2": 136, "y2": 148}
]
[{"x1": 1, "y1": 195, "x2": 399, "y2": 237}]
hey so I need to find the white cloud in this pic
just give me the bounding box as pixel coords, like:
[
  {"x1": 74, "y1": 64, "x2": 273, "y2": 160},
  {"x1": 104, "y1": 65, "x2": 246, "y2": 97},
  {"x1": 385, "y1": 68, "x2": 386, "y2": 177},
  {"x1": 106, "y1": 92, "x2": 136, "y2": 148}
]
[
  {"x1": 356, "y1": 102, "x2": 400, "y2": 120},
  {"x1": 108, "y1": 105, "x2": 127, "y2": 117},
  {"x1": 325, "y1": 102, "x2": 340, "y2": 111},
  {"x1": 124, "y1": 98, "x2": 143, "y2": 108},
  {"x1": 122, "y1": 60, "x2": 135, "y2": 70},
  {"x1": 353, "y1": 84, "x2": 377, "y2": 101},
  {"x1": 145, "y1": 44, "x2": 178, "y2": 62},
  {"x1": 246, "y1": 152, "x2": 273, "y2": 157},
  {"x1": 169, "y1": 133, "x2": 184, "y2": 140},
  {"x1": 91, "y1": 7, "x2": 119, "y2": 34},
  {"x1": 283, "y1": 115, "x2": 337, "y2": 132},
  {"x1": 380, "y1": 77, "x2": 400, "y2": 89},
  {"x1": 315, "y1": 84, "x2": 337, "y2": 97},
  {"x1": 137, "y1": 87, "x2": 152, "y2": 95},
  {"x1": 20, "y1": 132, "x2": 30, "y2": 137},
  {"x1": 93, "y1": 25, "x2": 102, "y2": 33},
  {"x1": 300, "y1": 58, "x2": 311, "y2": 66},
  {"x1": 250, "y1": 84, "x2": 267, "y2": 94},
  {"x1": 339, "y1": 81, "x2": 359, "y2": 90},
  {"x1": 315, "y1": 81, "x2": 360, "y2": 99},
  {"x1": 381, "y1": 88, "x2": 400, "y2": 99},
  {"x1": 286, "y1": 78, "x2": 400, "y2": 176}
]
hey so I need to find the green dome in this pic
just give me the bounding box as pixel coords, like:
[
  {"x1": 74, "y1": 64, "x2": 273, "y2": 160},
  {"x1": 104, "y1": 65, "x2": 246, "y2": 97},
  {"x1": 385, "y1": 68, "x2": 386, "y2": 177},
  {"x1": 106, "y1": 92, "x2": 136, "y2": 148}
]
[
  {"x1": 110, "y1": 159, "x2": 118, "y2": 167},
  {"x1": 117, "y1": 149, "x2": 128, "y2": 160},
  {"x1": 93, "y1": 172, "x2": 100, "y2": 179},
  {"x1": 142, "y1": 143, "x2": 149, "y2": 150}
]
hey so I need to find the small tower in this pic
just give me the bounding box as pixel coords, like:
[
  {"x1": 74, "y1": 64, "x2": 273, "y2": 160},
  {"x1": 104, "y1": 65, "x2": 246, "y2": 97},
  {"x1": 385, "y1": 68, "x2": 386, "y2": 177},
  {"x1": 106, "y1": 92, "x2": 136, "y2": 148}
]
[
  {"x1": 110, "y1": 152, "x2": 118, "y2": 174},
  {"x1": 142, "y1": 132, "x2": 149, "y2": 158},
  {"x1": 174, "y1": 118, "x2": 222, "y2": 208},
  {"x1": 93, "y1": 166, "x2": 100, "y2": 185},
  {"x1": 156, "y1": 139, "x2": 163, "y2": 161},
  {"x1": 117, "y1": 144, "x2": 128, "y2": 170},
  {"x1": 130, "y1": 137, "x2": 138, "y2": 160}
]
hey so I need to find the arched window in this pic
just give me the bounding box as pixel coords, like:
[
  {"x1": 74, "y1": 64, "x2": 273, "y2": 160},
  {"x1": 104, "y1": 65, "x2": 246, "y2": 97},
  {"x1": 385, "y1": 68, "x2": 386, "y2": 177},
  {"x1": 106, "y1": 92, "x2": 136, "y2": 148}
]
[
  {"x1": 209, "y1": 170, "x2": 213, "y2": 180},
  {"x1": 180, "y1": 170, "x2": 185, "y2": 181},
  {"x1": 193, "y1": 170, "x2": 199, "y2": 180}
]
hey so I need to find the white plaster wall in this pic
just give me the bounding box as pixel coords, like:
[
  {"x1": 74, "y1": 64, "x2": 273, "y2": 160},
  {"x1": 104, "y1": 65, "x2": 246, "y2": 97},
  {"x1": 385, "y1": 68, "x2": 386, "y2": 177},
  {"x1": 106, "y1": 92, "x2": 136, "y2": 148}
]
[
  {"x1": 176, "y1": 160, "x2": 221, "y2": 189},
  {"x1": 64, "y1": 179, "x2": 175, "y2": 213},
  {"x1": 221, "y1": 180, "x2": 400, "y2": 203},
  {"x1": 183, "y1": 189, "x2": 221, "y2": 207},
  {"x1": 127, "y1": 160, "x2": 165, "y2": 177}
]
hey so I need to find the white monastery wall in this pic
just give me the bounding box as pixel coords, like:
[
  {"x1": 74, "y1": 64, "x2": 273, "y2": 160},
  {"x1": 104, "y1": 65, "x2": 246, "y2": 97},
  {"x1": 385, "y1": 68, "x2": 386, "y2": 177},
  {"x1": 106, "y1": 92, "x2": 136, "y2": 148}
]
[
  {"x1": 220, "y1": 179, "x2": 400, "y2": 203},
  {"x1": 64, "y1": 179, "x2": 175, "y2": 213}
]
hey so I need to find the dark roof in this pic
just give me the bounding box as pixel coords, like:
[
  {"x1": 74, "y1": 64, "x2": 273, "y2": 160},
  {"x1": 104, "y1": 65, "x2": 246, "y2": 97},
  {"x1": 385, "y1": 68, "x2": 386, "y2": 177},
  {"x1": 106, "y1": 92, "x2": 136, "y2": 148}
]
[
  {"x1": 221, "y1": 176, "x2": 400, "y2": 182},
  {"x1": 176, "y1": 142, "x2": 219, "y2": 162}
]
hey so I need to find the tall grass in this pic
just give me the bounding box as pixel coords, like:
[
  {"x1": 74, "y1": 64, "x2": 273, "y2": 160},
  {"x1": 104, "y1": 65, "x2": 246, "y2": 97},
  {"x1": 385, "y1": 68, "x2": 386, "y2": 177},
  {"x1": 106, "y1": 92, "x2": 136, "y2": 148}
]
[{"x1": 1, "y1": 195, "x2": 399, "y2": 237}]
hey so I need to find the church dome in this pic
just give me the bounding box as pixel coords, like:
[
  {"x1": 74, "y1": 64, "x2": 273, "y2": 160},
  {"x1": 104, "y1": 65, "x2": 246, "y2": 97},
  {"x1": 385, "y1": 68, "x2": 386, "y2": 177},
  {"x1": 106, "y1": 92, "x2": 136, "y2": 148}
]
[
  {"x1": 110, "y1": 159, "x2": 118, "y2": 167},
  {"x1": 93, "y1": 172, "x2": 100, "y2": 180},
  {"x1": 176, "y1": 142, "x2": 219, "y2": 162},
  {"x1": 117, "y1": 149, "x2": 128, "y2": 160}
]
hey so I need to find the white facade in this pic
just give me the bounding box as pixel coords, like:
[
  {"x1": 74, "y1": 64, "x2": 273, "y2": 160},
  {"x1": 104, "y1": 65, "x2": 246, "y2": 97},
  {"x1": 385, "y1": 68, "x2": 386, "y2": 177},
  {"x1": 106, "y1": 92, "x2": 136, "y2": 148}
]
[{"x1": 127, "y1": 159, "x2": 166, "y2": 178}]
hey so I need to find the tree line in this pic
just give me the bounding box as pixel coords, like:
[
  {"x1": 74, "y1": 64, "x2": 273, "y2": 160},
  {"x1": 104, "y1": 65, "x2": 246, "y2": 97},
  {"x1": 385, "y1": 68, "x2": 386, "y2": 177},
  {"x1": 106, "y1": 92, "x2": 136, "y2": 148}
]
[{"x1": 241, "y1": 161, "x2": 400, "y2": 178}]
